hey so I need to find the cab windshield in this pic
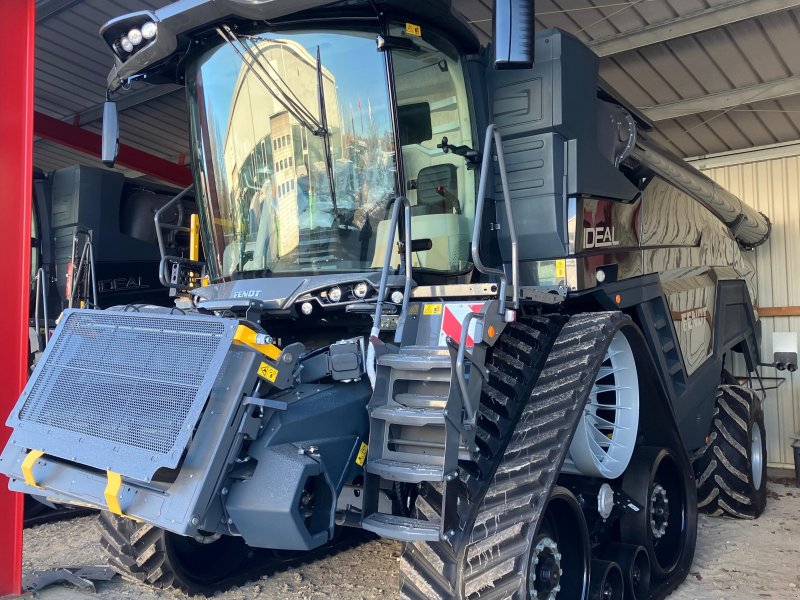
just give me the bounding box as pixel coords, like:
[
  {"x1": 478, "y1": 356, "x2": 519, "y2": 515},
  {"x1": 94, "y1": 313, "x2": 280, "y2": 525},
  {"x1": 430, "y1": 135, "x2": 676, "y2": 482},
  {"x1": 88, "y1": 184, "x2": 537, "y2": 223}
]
[{"x1": 186, "y1": 26, "x2": 474, "y2": 281}]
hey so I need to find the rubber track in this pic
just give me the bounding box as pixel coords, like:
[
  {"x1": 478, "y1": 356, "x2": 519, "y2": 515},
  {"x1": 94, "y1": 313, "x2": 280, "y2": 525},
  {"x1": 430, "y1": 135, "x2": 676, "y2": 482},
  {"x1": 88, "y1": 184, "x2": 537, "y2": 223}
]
[
  {"x1": 99, "y1": 511, "x2": 374, "y2": 595},
  {"x1": 400, "y1": 312, "x2": 625, "y2": 600}
]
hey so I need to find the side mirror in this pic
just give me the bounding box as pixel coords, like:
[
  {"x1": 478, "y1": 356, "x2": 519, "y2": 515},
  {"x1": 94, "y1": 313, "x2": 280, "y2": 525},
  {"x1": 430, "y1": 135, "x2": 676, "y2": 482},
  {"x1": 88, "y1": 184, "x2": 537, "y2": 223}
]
[
  {"x1": 101, "y1": 100, "x2": 119, "y2": 168},
  {"x1": 493, "y1": 0, "x2": 536, "y2": 69}
]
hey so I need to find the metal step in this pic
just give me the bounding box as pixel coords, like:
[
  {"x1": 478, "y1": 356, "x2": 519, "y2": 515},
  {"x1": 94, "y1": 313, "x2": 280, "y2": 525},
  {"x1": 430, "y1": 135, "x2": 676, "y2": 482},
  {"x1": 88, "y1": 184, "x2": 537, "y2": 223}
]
[
  {"x1": 361, "y1": 513, "x2": 440, "y2": 542},
  {"x1": 661, "y1": 339, "x2": 675, "y2": 353},
  {"x1": 393, "y1": 393, "x2": 448, "y2": 409},
  {"x1": 372, "y1": 405, "x2": 446, "y2": 426},
  {"x1": 366, "y1": 458, "x2": 444, "y2": 483},
  {"x1": 390, "y1": 369, "x2": 453, "y2": 383},
  {"x1": 378, "y1": 352, "x2": 451, "y2": 372}
]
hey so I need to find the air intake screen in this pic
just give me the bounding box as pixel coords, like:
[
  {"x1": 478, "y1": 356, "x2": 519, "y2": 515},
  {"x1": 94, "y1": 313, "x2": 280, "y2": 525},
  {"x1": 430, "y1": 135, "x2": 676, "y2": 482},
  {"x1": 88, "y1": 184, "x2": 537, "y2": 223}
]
[{"x1": 9, "y1": 309, "x2": 239, "y2": 482}]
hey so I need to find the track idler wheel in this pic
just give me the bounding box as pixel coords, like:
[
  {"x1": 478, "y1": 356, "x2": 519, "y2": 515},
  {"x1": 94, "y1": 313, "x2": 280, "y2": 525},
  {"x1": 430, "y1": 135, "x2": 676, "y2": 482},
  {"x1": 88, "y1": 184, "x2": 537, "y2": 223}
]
[
  {"x1": 589, "y1": 560, "x2": 624, "y2": 600},
  {"x1": 620, "y1": 446, "x2": 692, "y2": 580},
  {"x1": 600, "y1": 543, "x2": 650, "y2": 600},
  {"x1": 526, "y1": 486, "x2": 591, "y2": 599}
]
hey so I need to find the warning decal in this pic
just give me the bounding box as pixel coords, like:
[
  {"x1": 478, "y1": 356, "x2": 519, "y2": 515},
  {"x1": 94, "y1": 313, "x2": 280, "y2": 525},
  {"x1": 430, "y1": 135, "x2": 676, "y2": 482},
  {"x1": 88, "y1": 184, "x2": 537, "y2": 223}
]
[
  {"x1": 438, "y1": 302, "x2": 485, "y2": 348},
  {"x1": 355, "y1": 442, "x2": 368, "y2": 467},
  {"x1": 257, "y1": 361, "x2": 279, "y2": 382}
]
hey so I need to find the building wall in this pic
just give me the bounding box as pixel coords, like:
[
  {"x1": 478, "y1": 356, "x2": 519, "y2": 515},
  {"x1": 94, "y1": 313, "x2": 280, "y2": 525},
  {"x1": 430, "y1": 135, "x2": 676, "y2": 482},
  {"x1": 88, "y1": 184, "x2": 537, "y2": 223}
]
[{"x1": 700, "y1": 156, "x2": 800, "y2": 469}]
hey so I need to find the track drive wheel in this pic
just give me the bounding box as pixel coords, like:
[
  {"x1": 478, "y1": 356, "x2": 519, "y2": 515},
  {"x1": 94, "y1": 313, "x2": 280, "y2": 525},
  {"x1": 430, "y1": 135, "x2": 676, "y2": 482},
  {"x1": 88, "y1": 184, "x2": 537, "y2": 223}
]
[
  {"x1": 620, "y1": 446, "x2": 695, "y2": 581},
  {"x1": 99, "y1": 511, "x2": 254, "y2": 594},
  {"x1": 694, "y1": 385, "x2": 767, "y2": 519},
  {"x1": 527, "y1": 487, "x2": 591, "y2": 600}
]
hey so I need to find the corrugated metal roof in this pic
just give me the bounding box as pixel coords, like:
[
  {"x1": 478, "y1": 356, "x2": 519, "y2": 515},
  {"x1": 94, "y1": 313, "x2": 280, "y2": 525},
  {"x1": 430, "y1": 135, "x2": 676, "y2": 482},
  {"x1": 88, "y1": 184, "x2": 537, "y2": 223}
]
[
  {"x1": 33, "y1": 0, "x2": 800, "y2": 180},
  {"x1": 458, "y1": 0, "x2": 800, "y2": 158},
  {"x1": 34, "y1": 0, "x2": 180, "y2": 176}
]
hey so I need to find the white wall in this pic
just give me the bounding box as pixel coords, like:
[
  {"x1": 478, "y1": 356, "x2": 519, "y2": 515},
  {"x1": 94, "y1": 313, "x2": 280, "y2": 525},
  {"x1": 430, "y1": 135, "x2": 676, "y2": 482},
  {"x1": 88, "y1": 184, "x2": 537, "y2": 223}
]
[{"x1": 700, "y1": 156, "x2": 800, "y2": 469}]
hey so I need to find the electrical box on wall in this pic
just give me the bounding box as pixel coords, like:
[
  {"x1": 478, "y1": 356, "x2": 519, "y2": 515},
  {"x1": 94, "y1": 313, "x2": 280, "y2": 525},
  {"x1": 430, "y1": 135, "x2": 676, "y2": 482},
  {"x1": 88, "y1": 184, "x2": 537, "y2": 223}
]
[{"x1": 773, "y1": 331, "x2": 798, "y2": 372}]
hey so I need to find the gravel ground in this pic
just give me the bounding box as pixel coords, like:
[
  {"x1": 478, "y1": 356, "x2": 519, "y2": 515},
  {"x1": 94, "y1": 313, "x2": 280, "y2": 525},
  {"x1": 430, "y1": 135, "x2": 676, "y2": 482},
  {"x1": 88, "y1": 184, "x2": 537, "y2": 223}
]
[{"x1": 23, "y1": 482, "x2": 800, "y2": 599}]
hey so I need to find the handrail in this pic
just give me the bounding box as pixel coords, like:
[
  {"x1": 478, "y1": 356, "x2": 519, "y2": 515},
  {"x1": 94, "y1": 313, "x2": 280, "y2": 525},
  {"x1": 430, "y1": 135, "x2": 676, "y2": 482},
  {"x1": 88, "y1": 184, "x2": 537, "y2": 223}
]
[
  {"x1": 33, "y1": 268, "x2": 49, "y2": 350},
  {"x1": 69, "y1": 237, "x2": 98, "y2": 309},
  {"x1": 367, "y1": 196, "x2": 412, "y2": 387},
  {"x1": 155, "y1": 185, "x2": 194, "y2": 261},
  {"x1": 472, "y1": 124, "x2": 519, "y2": 318}
]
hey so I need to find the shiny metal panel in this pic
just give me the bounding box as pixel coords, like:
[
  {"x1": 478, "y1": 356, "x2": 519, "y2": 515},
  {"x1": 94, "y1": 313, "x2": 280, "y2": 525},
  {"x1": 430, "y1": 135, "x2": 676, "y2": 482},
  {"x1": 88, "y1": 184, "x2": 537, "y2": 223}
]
[{"x1": 641, "y1": 177, "x2": 744, "y2": 376}]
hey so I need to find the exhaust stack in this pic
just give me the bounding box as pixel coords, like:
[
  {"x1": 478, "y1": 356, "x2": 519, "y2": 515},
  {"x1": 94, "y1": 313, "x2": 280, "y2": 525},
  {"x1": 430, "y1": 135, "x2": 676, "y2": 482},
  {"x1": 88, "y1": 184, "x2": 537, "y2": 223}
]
[{"x1": 493, "y1": 0, "x2": 536, "y2": 69}]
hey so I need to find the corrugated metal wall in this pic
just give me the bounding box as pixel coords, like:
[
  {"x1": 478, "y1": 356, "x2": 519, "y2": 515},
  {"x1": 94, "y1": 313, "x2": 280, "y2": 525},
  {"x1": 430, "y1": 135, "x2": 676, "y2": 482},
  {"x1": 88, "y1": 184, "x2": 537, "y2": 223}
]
[{"x1": 702, "y1": 157, "x2": 800, "y2": 469}]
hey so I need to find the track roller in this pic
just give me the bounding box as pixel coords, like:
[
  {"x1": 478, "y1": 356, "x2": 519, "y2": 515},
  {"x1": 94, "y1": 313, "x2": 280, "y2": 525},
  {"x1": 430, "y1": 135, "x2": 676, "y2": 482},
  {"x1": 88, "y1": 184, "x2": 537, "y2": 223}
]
[
  {"x1": 590, "y1": 560, "x2": 624, "y2": 600},
  {"x1": 600, "y1": 543, "x2": 650, "y2": 600},
  {"x1": 527, "y1": 486, "x2": 591, "y2": 599},
  {"x1": 620, "y1": 446, "x2": 693, "y2": 580}
]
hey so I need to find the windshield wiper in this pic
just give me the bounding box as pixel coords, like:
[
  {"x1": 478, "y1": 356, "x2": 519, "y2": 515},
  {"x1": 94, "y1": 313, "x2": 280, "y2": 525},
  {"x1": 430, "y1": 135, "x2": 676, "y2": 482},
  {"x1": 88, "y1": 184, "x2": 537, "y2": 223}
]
[
  {"x1": 316, "y1": 46, "x2": 337, "y2": 214},
  {"x1": 215, "y1": 26, "x2": 339, "y2": 215},
  {"x1": 216, "y1": 25, "x2": 323, "y2": 136}
]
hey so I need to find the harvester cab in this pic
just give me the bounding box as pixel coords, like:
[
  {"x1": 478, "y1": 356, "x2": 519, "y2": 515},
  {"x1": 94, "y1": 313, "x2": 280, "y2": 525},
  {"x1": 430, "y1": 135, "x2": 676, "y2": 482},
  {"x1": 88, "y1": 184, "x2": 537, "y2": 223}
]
[
  {"x1": 2, "y1": 1, "x2": 772, "y2": 598},
  {"x1": 29, "y1": 165, "x2": 196, "y2": 354}
]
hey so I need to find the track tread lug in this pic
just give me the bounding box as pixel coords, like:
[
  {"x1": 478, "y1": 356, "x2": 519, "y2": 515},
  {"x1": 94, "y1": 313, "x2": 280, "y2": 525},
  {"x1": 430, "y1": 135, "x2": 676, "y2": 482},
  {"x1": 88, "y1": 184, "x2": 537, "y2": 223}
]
[{"x1": 401, "y1": 313, "x2": 625, "y2": 599}]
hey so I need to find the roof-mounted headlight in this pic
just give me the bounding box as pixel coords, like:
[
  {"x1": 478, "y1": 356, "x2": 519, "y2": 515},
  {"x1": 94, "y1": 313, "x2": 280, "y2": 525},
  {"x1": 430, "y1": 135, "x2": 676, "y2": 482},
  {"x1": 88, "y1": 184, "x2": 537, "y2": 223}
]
[
  {"x1": 141, "y1": 21, "x2": 157, "y2": 40},
  {"x1": 119, "y1": 36, "x2": 134, "y2": 53},
  {"x1": 128, "y1": 28, "x2": 143, "y2": 46}
]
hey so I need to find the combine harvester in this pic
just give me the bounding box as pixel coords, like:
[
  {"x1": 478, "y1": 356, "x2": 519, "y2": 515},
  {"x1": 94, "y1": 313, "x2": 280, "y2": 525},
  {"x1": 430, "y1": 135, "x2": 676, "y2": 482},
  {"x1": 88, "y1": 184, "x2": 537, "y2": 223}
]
[
  {"x1": 2, "y1": 1, "x2": 772, "y2": 598},
  {"x1": 25, "y1": 165, "x2": 194, "y2": 525}
]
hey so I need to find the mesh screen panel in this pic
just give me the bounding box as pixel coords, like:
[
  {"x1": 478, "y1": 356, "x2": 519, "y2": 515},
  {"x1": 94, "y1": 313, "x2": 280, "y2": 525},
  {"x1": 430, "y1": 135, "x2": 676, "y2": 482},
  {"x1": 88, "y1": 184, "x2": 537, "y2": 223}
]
[{"x1": 11, "y1": 310, "x2": 238, "y2": 482}]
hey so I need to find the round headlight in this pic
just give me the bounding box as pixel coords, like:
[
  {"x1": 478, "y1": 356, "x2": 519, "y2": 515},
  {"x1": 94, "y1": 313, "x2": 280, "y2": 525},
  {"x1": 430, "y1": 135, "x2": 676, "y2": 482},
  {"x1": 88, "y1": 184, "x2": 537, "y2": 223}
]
[
  {"x1": 353, "y1": 282, "x2": 368, "y2": 299},
  {"x1": 119, "y1": 36, "x2": 134, "y2": 53},
  {"x1": 128, "y1": 28, "x2": 143, "y2": 46},
  {"x1": 300, "y1": 302, "x2": 313, "y2": 316},
  {"x1": 141, "y1": 21, "x2": 157, "y2": 40},
  {"x1": 390, "y1": 290, "x2": 404, "y2": 304},
  {"x1": 328, "y1": 286, "x2": 342, "y2": 303}
]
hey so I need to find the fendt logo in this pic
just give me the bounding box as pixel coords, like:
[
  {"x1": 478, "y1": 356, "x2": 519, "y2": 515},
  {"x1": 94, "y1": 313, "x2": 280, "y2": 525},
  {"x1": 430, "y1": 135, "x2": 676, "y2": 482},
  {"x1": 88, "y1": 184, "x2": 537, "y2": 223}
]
[
  {"x1": 679, "y1": 308, "x2": 708, "y2": 332},
  {"x1": 232, "y1": 289, "x2": 262, "y2": 298},
  {"x1": 584, "y1": 226, "x2": 620, "y2": 249}
]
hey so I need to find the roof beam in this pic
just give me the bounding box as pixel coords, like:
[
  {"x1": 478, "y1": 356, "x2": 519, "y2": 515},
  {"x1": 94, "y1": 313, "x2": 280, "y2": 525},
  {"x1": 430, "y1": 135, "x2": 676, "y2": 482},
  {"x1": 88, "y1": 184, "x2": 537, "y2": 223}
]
[
  {"x1": 73, "y1": 84, "x2": 184, "y2": 126},
  {"x1": 589, "y1": 0, "x2": 800, "y2": 57},
  {"x1": 688, "y1": 139, "x2": 800, "y2": 169},
  {"x1": 641, "y1": 75, "x2": 800, "y2": 121},
  {"x1": 34, "y1": 111, "x2": 192, "y2": 187},
  {"x1": 36, "y1": 0, "x2": 83, "y2": 23}
]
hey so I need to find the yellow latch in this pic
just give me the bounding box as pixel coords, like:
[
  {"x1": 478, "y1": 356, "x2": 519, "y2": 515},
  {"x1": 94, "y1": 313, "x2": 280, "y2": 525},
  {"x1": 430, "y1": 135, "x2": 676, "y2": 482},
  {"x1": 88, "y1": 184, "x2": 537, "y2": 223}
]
[
  {"x1": 104, "y1": 470, "x2": 140, "y2": 521},
  {"x1": 21, "y1": 449, "x2": 44, "y2": 488},
  {"x1": 233, "y1": 325, "x2": 281, "y2": 361}
]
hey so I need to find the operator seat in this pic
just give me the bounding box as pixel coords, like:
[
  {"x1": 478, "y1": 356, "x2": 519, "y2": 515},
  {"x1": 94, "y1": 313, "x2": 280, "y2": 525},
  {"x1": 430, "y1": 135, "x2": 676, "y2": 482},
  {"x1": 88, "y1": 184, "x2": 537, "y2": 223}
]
[{"x1": 413, "y1": 164, "x2": 460, "y2": 215}]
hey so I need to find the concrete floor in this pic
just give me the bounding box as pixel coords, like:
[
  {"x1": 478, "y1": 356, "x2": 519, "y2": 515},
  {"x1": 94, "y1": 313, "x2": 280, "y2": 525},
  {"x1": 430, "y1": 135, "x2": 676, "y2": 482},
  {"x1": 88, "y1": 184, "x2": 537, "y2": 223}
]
[{"x1": 19, "y1": 482, "x2": 800, "y2": 599}]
